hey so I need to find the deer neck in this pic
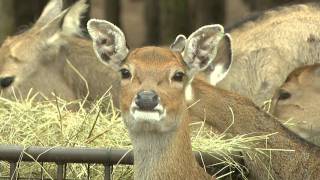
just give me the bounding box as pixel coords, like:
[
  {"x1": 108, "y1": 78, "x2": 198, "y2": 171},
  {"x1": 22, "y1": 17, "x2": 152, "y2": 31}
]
[
  {"x1": 129, "y1": 112, "x2": 211, "y2": 180},
  {"x1": 190, "y1": 78, "x2": 320, "y2": 179}
]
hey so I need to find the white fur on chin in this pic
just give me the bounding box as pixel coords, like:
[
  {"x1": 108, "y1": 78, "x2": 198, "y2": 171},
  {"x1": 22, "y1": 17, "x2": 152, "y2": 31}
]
[{"x1": 130, "y1": 104, "x2": 166, "y2": 122}]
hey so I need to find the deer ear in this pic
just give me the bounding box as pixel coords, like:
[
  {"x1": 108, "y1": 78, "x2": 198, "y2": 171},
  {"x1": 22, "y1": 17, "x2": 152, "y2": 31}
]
[
  {"x1": 37, "y1": 0, "x2": 88, "y2": 48},
  {"x1": 87, "y1": 19, "x2": 129, "y2": 70},
  {"x1": 62, "y1": 0, "x2": 89, "y2": 36},
  {"x1": 170, "y1": 34, "x2": 186, "y2": 53},
  {"x1": 183, "y1": 25, "x2": 225, "y2": 76},
  {"x1": 205, "y1": 33, "x2": 233, "y2": 85},
  {"x1": 34, "y1": 0, "x2": 64, "y2": 28}
]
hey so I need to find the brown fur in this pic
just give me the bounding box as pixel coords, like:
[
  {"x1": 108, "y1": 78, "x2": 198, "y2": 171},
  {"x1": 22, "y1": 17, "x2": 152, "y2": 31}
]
[
  {"x1": 189, "y1": 78, "x2": 320, "y2": 180},
  {"x1": 120, "y1": 47, "x2": 213, "y2": 180},
  {"x1": 272, "y1": 64, "x2": 320, "y2": 145},
  {"x1": 0, "y1": 0, "x2": 120, "y2": 106},
  {"x1": 218, "y1": 3, "x2": 320, "y2": 106}
]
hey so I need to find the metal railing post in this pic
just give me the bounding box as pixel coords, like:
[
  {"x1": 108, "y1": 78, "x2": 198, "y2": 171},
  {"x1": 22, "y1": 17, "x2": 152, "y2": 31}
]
[
  {"x1": 104, "y1": 164, "x2": 113, "y2": 180},
  {"x1": 9, "y1": 162, "x2": 17, "y2": 180},
  {"x1": 57, "y1": 163, "x2": 65, "y2": 180}
]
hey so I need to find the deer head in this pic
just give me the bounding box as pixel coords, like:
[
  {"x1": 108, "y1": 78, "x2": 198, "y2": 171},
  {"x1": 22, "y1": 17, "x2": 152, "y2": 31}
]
[
  {"x1": 0, "y1": 0, "x2": 88, "y2": 99},
  {"x1": 272, "y1": 64, "x2": 320, "y2": 141},
  {"x1": 87, "y1": 19, "x2": 230, "y2": 134}
]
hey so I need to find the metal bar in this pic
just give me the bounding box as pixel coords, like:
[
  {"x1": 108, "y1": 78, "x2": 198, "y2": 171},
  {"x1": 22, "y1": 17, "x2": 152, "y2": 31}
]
[
  {"x1": 104, "y1": 165, "x2": 112, "y2": 180},
  {"x1": 64, "y1": 163, "x2": 67, "y2": 179},
  {"x1": 0, "y1": 177, "x2": 54, "y2": 180},
  {"x1": 40, "y1": 162, "x2": 44, "y2": 179},
  {"x1": 87, "y1": 163, "x2": 90, "y2": 180},
  {"x1": 0, "y1": 145, "x2": 242, "y2": 167},
  {"x1": 0, "y1": 145, "x2": 133, "y2": 164},
  {"x1": 9, "y1": 162, "x2": 17, "y2": 180},
  {"x1": 57, "y1": 164, "x2": 63, "y2": 180},
  {"x1": 57, "y1": 163, "x2": 64, "y2": 180},
  {"x1": 0, "y1": 145, "x2": 244, "y2": 179}
]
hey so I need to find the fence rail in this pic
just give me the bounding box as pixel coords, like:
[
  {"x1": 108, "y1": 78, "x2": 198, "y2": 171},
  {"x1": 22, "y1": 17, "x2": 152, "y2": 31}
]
[{"x1": 0, "y1": 145, "x2": 243, "y2": 180}]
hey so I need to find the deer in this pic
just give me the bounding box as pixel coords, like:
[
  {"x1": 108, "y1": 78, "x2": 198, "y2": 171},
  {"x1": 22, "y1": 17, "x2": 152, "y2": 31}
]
[
  {"x1": 0, "y1": 0, "x2": 120, "y2": 107},
  {"x1": 88, "y1": 19, "x2": 320, "y2": 180},
  {"x1": 86, "y1": 19, "x2": 234, "y2": 180},
  {"x1": 192, "y1": 3, "x2": 320, "y2": 107},
  {"x1": 271, "y1": 64, "x2": 320, "y2": 145}
]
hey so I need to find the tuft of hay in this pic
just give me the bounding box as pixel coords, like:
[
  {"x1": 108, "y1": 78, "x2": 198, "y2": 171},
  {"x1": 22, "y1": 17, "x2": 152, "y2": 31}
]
[{"x1": 0, "y1": 93, "x2": 280, "y2": 179}]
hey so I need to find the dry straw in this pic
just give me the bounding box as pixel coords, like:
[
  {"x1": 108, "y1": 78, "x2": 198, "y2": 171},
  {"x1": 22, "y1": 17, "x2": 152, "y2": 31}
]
[{"x1": 0, "y1": 91, "x2": 284, "y2": 179}]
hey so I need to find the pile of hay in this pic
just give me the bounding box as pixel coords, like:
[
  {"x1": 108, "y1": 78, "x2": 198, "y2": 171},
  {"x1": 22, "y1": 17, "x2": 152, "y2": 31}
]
[{"x1": 0, "y1": 93, "x2": 274, "y2": 179}]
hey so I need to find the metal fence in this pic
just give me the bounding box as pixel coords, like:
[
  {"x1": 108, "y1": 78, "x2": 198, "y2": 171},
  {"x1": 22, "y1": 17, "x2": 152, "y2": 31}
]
[{"x1": 0, "y1": 145, "x2": 240, "y2": 180}]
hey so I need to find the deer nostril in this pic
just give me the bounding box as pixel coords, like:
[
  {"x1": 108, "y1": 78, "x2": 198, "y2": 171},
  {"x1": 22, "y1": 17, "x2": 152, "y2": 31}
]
[
  {"x1": 135, "y1": 90, "x2": 159, "y2": 111},
  {"x1": 0, "y1": 76, "x2": 15, "y2": 89}
]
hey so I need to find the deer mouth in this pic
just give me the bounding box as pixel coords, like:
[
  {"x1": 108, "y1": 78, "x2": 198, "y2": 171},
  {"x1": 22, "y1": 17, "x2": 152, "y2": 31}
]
[{"x1": 130, "y1": 103, "x2": 166, "y2": 122}]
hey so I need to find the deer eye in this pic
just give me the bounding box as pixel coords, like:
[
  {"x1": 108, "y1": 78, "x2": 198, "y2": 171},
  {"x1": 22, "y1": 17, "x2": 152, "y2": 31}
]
[
  {"x1": 120, "y1": 68, "x2": 131, "y2": 79},
  {"x1": 278, "y1": 89, "x2": 291, "y2": 100},
  {"x1": 172, "y1": 71, "x2": 185, "y2": 82}
]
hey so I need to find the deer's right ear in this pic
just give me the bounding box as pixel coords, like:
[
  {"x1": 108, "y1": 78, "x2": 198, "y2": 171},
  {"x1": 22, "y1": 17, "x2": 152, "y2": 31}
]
[
  {"x1": 34, "y1": 0, "x2": 64, "y2": 28},
  {"x1": 87, "y1": 19, "x2": 129, "y2": 70},
  {"x1": 170, "y1": 34, "x2": 187, "y2": 53}
]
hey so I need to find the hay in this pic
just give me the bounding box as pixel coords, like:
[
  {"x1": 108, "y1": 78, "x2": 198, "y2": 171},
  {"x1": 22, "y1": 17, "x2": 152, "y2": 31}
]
[{"x1": 0, "y1": 93, "x2": 277, "y2": 179}]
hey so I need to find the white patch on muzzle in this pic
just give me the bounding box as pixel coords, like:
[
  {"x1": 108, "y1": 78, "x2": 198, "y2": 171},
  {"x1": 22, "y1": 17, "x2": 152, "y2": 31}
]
[{"x1": 130, "y1": 102, "x2": 166, "y2": 122}]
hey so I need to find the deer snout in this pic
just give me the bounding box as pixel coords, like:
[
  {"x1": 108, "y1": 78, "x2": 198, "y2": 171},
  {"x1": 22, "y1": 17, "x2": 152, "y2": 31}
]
[
  {"x1": 0, "y1": 76, "x2": 15, "y2": 89},
  {"x1": 135, "y1": 90, "x2": 159, "y2": 111}
]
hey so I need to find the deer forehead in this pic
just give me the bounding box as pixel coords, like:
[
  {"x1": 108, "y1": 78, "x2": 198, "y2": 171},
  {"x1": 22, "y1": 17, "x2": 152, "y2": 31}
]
[{"x1": 126, "y1": 47, "x2": 186, "y2": 73}]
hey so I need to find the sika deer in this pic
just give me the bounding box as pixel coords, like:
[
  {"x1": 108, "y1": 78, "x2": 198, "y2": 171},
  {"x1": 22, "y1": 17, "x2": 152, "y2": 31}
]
[
  {"x1": 0, "y1": 0, "x2": 120, "y2": 106},
  {"x1": 271, "y1": 64, "x2": 320, "y2": 145},
  {"x1": 169, "y1": 23, "x2": 320, "y2": 179},
  {"x1": 183, "y1": 3, "x2": 320, "y2": 107},
  {"x1": 87, "y1": 19, "x2": 233, "y2": 180}
]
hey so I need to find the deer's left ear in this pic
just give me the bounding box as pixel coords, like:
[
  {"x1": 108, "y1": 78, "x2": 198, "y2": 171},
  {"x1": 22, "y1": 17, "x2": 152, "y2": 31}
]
[
  {"x1": 205, "y1": 33, "x2": 233, "y2": 85},
  {"x1": 183, "y1": 25, "x2": 225, "y2": 76}
]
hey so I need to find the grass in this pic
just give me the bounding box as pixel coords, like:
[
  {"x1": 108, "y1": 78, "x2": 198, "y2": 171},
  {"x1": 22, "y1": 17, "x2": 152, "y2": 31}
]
[{"x1": 0, "y1": 92, "x2": 282, "y2": 179}]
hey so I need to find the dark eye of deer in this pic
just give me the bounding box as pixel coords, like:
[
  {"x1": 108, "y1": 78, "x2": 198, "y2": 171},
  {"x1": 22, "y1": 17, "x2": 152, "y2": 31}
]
[
  {"x1": 120, "y1": 68, "x2": 131, "y2": 79},
  {"x1": 278, "y1": 89, "x2": 291, "y2": 100},
  {"x1": 172, "y1": 72, "x2": 185, "y2": 82}
]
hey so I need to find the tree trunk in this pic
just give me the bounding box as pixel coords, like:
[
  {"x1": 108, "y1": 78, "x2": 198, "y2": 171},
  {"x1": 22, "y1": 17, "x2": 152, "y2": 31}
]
[
  {"x1": 159, "y1": 0, "x2": 189, "y2": 45},
  {"x1": 188, "y1": 0, "x2": 225, "y2": 31},
  {"x1": 144, "y1": 0, "x2": 160, "y2": 45},
  {"x1": 0, "y1": 0, "x2": 15, "y2": 43},
  {"x1": 105, "y1": 0, "x2": 121, "y2": 27}
]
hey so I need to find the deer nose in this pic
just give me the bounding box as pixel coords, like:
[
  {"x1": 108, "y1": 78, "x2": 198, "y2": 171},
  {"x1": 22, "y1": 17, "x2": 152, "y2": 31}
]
[
  {"x1": 135, "y1": 90, "x2": 159, "y2": 111},
  {"x1": 0, "y1": 76, "x2": 15, "y2": 89}
]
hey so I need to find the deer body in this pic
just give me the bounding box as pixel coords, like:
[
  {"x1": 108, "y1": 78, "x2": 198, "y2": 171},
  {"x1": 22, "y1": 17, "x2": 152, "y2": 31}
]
[
  {"x1": 216, "y1": 3, "x2": 320, "y2": 106},
  {"x1": 189, "y1": 78, "x2": 320, "y2": 180}
]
